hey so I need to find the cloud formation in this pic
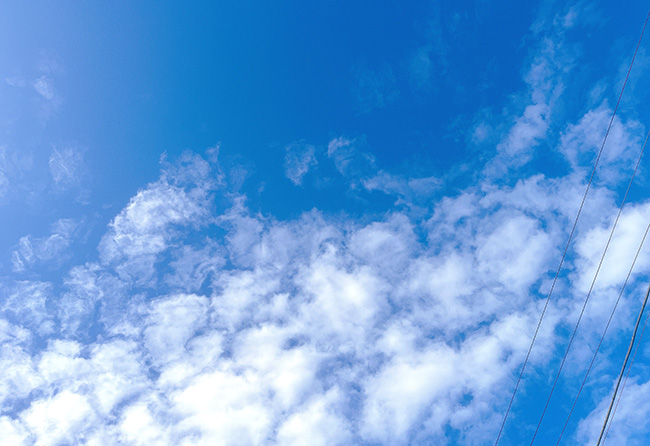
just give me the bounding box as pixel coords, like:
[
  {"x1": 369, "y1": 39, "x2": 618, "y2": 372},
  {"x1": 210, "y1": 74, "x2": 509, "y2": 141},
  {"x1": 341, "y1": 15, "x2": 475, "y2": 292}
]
[
  {"x1": 284, "y1": 142, "x2": 317, "y2": 185},
  {"x1": 1, "y1": 128, "x2": 646, "y2": 445},
  {"x1": 1, "y1": 3, "x2": 649, "y2": 446}
]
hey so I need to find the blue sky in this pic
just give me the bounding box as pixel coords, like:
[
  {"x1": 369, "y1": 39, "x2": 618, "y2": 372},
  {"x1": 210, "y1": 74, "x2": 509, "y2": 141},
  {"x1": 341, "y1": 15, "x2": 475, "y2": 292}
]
[{"x1": 2, "y1": 1, "x2": 650, "y2": 444}]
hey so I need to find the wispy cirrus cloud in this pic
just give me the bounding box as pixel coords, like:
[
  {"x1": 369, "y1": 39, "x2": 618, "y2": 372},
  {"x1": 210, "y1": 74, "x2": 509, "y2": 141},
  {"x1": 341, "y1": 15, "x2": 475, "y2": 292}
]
[
  {"x1": 483, "y1": 6, "x2": 582, "y2": 179},
  {"x1": 326, "y1": 136, "x2": 375, "y2": 180},
  {"x1": 284, "y1": 141, "x2": 317, "y2": 185},
  {"x1": 0, "y1": 147, "x2": 9, "y2": 199},
  {"x1": 33, "y1": 76, "x2": 55, "y2": 101},
  {"x1": 11, "y1": 218, "x2": 80, "y2": 273},
  {"x1": 48, "y1": 146, "x2": 90, "y2": 201}
]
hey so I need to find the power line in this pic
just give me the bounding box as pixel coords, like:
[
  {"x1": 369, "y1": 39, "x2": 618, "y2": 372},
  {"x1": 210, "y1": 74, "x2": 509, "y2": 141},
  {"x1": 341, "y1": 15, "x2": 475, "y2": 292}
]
[
  {"x1": 529, "y1": 11, "x2": 650, "y2": 440},
  {"x1": 602, "y1": 278, "x2": 650, "y2": 444},
  {"x1": 494, "y1": 8, "x2": 650, "y2": 445},
  {"x1": 556, "y1": 220, "x2": 650, "y2": 445},
  {"x1": 530, "y1": 138, "x2": 641, "y2": 445},
  {"x1": 596, "y1": 279, "x2": 650, "y2": 445},
  {"x1": 553, "y1": 129, "x2": 650, "y2": 445}
]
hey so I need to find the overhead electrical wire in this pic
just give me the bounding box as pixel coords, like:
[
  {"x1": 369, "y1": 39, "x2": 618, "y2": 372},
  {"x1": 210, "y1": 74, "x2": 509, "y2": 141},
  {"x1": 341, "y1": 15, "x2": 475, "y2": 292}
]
[
  {"x1": 602, "y1": 284, "x2": 650, "y2": 444},
  {"x1": 529, "y1": 11, "x2": 650, "y2": 443},
  {"x1": 529, "y1": 123, "x2": 645, "y2": 444},
  {"x1": 494, "y1": 8, "x2": 650, "y2": 445},
  {"x1": 556, "y1": 220, "x2": 650, "y2": 445},
  {"x1": 595, "y1": 279, "x2": 650, "y2": 446},
  {"x1": 544, "y1": 131, "x2": 650, "y2": 446},
  {"x1": 554, "y1": 128, "x2": 650, "y2": 444}
]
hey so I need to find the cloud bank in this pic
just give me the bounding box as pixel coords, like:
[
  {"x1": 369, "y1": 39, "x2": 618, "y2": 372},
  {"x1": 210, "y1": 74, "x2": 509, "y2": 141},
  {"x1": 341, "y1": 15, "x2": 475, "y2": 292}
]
[
  {"x1": 2, "y1": 128, "x2": 649, "y2": 445},
  {"x1": 3, "y1": 3, "x2": 650, "y2": 446}
]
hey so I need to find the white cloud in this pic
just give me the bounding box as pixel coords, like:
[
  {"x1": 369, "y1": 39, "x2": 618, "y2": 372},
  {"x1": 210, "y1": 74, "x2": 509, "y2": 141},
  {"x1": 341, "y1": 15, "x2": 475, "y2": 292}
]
[
  {"x1": 86, "y1": 340, "x2": 147, "y2": 416},
  {"x1": 577, "y1": 379, "x2": 650, "y2": 445},
  {"x1": 5, "y1": 77, "x2": 26, "y2": 88},
  {"x1": 574, "y1": 202, "x2": 650, "y2": 293},
  {"x1": 476, "y1": 213, "x2": 551, "y2": 292},
  {"x1": 144, "y1": 294, "x2": 209, "y2": 366},
  {"x1": 497, "y1": 102, "x2": 550, "y2": 159},
  {"x1": 6, "y1": 4, "x2": 650, "y2": 443},
  {"x1": 213, "y1": 268, "x2": 280, "y2": 329},
  {"x1": 1, "y1": 281, "x2": 54, "y2": 334},
  {"x1": 362, "y1": 171, "x2": 440, "y2": 205},
  {"x1": 485, "y1": 15, "x2": 574, "y2": 178},
  {"x1": 559, "y1": 104, "x2": 643, "y2": 183},
  {"x1": 277, "y1": 388, "x2": 352, "y2": 446},
  {"x1": 58, "y1": 263, "x2": 113, "y2": 335},
  {"x1": 0, "y1": 146, "x2": 644, "y2": 445},
  {"x1": 327, "y1": 136, "x2": 375, "y2": 179},
  {"x1": 0, "y1": 147, "x2": 11, "y2": 199},
  {"x1": 233, "y1": 324, "x2": 321, "y2": 409},
  {"x1": 284, "y1": 142, "x2": 317, "y2": 185},
  {"x1": 171, "y1": 368, "x2": 273, "y2": 445},
  {"x1": 118, "y1": 402, "x2": 172, "y2": 446},
  {"x1": 21, "y1": 390, "x2": 95, "y2": 445},
  {"x1": 48, "y1": 147, "x2": 88, "y2": 193},
  {"x1": 0, "y1": 341, "x2": 43, "y2": 412},
  {"x1": 348, "y1": 214, "x2": 418, "y2": 276},
  {"x1": 0, "y1": 416, "x2": 29, "y2": 446},
  {"x1": 32, "y1": 74, "x2": 62, "y2": 118},
  {"x1": 298, "y1": 252, "x2": 388, "y2": 353},
  {"x1": 33, "y1": 76, "x2": 55, "y2": 100},
  {"x1": 361, "y1": 343, "x2": 456, "y2": 443},
  {"x1": 99, "y1": 152, "x2": 217, "y2": 285},
  {"x1": 2, "y1": 50, "x2": 650, "y2": 442},
  {"x1": 11, "y1": 218, "x2": 79, "y2": 272},
  {"x1": 164, "y1": 241, "x2": 225, "y2": 292}
]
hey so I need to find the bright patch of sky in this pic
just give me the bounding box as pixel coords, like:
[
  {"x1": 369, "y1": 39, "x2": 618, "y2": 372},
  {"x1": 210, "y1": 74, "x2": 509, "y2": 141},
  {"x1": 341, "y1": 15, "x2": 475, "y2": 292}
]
[{"x1": 2, "y1": 1, "x2": 650, "y2": 444}]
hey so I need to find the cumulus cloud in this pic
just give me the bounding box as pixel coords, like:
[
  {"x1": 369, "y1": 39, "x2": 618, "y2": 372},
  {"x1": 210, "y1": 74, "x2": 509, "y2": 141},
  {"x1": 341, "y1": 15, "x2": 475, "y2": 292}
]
[
  {"x1": 0, "y1": 133, "x2": 646, "y2": 445},
  {"x1": 1, "y1": 7, "x2": 649, "y2": 445},
  {"x1": 3, "y1": 141, "x2": 639, "y2": 445}
]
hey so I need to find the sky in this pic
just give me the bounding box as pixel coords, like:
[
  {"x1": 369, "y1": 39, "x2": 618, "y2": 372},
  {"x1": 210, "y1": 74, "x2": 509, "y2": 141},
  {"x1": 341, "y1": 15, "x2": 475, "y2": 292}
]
[{"x1": 2, "y1": 1, "x2": 650, "y2": 445}]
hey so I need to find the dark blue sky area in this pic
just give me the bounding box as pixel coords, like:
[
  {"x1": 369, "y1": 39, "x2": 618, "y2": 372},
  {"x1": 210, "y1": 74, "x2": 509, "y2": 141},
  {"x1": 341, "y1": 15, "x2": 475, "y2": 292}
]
[{"x1": 0, "y1": 0, "x2": 648, "y2": 259}]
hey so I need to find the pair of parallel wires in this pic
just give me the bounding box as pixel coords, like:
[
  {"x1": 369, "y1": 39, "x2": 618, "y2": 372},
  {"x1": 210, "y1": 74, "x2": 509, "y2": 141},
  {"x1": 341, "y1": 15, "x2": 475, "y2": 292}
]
[{"x1": 495, "y1": 8, "x2": 650, "y2": 446}]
